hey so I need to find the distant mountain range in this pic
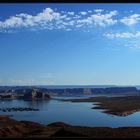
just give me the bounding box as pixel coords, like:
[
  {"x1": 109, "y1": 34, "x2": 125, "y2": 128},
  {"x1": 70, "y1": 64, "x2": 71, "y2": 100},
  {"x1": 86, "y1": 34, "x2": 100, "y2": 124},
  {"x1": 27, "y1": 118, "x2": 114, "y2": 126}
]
[
  {"x1": 0, "y1": 85, "x2": 139, "y2": 96},
  {"x1": 0, "y1": 85, "x2": 140, "y2": 90}
]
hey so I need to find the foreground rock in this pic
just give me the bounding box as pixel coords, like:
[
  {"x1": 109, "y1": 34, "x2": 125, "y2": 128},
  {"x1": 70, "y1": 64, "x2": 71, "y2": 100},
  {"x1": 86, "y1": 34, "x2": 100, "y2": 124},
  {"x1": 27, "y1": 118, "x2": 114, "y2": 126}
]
[{"x1": 1, "y1": 116, "x2": 140, "y2": 138}]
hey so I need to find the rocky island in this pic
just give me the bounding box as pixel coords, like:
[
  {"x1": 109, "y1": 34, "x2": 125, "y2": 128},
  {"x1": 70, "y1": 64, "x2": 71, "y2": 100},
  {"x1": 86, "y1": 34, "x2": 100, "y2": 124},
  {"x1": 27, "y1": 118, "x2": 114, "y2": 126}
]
[
  {"x1": 0, "y1": 89, "x2": 50, "y2": 100},
  {"x1": 22, "y1": 89, "x2": 50, "y2": 100},
  {"x1": 63, "y1": 95, "x2": 140, "y2": 116}
]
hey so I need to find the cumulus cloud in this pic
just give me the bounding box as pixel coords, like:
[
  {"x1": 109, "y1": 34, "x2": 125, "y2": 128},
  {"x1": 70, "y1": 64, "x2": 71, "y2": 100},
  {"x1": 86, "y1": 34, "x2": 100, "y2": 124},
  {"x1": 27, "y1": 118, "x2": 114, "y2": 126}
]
[
  {"x1": 77, "y1": 10, "x2": 118, "y2": 27},
  {"x1": 73, "y1": 15, "x2": 81, "y2": 19},
  {"x1": 120, "y1": 14, "x2": 140, "y2": 26},
  {"x1": 2, "y1": 7, "x2": 140, "y2": 33},
  {"x1": 122, "y1": 40, "x2": 140, "y2": 50},
  {"x1": 0, "y1": 8, "x2": 62, "y2": 31},
  {"x1": 88, "y1": 10, "x2": 92, "y2": 13},
  {"x1": 80, "y1": 11, "x2": 87, "y2": 15},
  {"x1": 94, "y1": 9, "x2": 104, "y2": 13},
  {"x1": 0, "y1": 8, "x2": 120, "y2": 32},
  {"x1": 104, "y1": 31, "x2": 140, "y2": 49},
  {"x1": 67, "y1": 12, "x2": 75, "y2": 15},
  {"x1": 104, "y1": 31, "x2": 140, "y2": 39}
]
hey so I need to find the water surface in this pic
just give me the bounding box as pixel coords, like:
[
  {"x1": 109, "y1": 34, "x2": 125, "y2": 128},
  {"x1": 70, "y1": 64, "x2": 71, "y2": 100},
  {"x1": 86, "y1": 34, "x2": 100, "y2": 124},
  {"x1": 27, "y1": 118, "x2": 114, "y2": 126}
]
[{"x1": 0, "y1": 96, "x2": 140, "y2": 128}]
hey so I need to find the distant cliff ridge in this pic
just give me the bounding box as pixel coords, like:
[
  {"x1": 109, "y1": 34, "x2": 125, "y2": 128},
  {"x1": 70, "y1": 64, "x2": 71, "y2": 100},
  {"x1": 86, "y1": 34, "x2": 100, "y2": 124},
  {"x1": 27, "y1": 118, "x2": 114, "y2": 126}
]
[
  {"x1": 91, "y1": 87, "x2": 138, "y2": 94},
  {"x1": 46, "y1": 87, "x2": 138, "y2": 95},
  {"x1": 0, "y1": 87, "x2": 139, "y2": 99}
]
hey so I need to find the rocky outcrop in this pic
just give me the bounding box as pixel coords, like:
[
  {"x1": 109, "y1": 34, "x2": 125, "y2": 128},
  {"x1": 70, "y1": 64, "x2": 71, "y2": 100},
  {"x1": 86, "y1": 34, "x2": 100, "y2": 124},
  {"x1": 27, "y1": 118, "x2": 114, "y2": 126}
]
[
  {"x1": 0, "y1": 94, "x2": 15, "y2": 99},
  {"x1": 23, "y1": 89, "x2": 50, "y2": 100}
]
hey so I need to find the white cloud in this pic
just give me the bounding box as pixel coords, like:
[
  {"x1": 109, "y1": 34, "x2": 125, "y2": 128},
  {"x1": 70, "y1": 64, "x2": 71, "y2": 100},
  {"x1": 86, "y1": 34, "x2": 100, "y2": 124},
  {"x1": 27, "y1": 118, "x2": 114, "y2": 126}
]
[
  {"x1": 0, "y1": 8, "x2": 120, "y2": 32},
  {"x1": 65, "y1": 17, "x2": 71, "y2": 20},
  {"x1": 77, "y1": 10, "x2": 118, "y2": 27},
  {"x1": 0, "y1": 8, "x2": 75, "y2": 32},
  {"x1": 76, "y1": 24, "x2": 83, "y2": 28},
  {"x1": 94, "y1": 9, "x2": 104, "y2": 13},
  {"x1": 91, "y1": 10, "x2": 118, "y2": 26},
  {"x1": 104, "y1": 31, "x2": 140, "y2": 39},
  {"x1": 88, "y1": 10, "x2": 92, "y2": 13},
  {"x1": 60, "y1": 14, "x2": 67, "y2": 19},
  {"x1": 0, "y1": 16, "x2": 24, "y2": 28},
  {"x1": 67, "y1": 12, "x2": 75, "y2": 15},
  {"x1": 104, "y1": 31, "x2": 140, "y2": 50},
  {"x1": 73, "y1": 15, "x2": 81, "y2": 19},
  {"x1": 123, "y1": 40, "x2": 140, "y2": 50},
  {"x1": 0, "y1": 8, "x2": 62, "y2": 31},
  {"x1": 80, "y1": 12, "x2": 87, "y2": 15},
  {"x1": 65, "y1": 28, "x2": 71, "y2": 31},
  {"x1": 2, "y1": 7, "x2": 140, "y2": 33},
  {"x1": 4, "y1": 7, "x2": 140, "y2": 34},
  {"x1": 120, "y1": 14, "x2": 140, "y2": 26},
  {"x1": 130, "y1": 44, "x2": 140, "y2": 49}
]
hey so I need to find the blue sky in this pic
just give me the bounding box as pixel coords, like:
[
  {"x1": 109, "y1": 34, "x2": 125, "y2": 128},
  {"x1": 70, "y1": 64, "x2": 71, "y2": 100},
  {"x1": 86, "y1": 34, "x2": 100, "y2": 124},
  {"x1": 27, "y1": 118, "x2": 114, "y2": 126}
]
[{"x1": 0, "y1": 4, "x2": 140, "y2": 86}]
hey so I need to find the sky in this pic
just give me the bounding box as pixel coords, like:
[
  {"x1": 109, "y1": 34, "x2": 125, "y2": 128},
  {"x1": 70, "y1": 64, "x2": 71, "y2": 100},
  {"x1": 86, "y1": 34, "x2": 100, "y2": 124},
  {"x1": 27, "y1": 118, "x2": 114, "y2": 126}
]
[{"x1": 0, "y1": 3, "x2": 140, "y2": 86}]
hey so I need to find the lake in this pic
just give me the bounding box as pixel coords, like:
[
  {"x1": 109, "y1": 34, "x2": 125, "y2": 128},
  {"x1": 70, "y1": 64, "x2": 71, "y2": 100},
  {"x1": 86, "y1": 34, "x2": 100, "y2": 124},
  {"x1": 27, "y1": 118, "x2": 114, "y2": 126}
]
[{"x1": 1, "y1": 95, "x2": 140, "y2": 128}]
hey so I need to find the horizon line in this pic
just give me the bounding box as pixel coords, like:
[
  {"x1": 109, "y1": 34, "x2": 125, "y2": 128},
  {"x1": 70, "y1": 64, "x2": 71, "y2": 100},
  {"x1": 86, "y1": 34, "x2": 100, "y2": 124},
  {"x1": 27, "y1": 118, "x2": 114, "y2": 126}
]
[{"x1": 0, "y1": 84, "x2": 140, "y2": 87}]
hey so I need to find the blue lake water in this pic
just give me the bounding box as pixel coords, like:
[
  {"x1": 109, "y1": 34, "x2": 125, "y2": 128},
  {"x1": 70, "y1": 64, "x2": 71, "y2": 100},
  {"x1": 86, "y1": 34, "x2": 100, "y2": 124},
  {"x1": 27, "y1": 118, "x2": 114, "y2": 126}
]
[{"x1": 1, "y1": 96, "x2": 140, "y2": 128}]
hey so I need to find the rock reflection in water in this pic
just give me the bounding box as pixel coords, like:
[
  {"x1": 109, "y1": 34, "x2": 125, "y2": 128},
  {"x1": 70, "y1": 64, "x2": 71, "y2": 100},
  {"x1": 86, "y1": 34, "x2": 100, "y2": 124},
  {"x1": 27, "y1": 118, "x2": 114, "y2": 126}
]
[{"x1": 24, "y1": 99, "x2": 51, "y2": 110}]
